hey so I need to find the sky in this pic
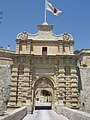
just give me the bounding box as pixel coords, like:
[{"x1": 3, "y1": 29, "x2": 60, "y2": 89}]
[{"x1": 0, "y1": 0, "x2": 90, "y2": 50}]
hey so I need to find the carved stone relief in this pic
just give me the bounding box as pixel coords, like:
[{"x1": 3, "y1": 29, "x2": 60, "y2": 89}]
[{"x1": 34, "y1": 78, "x2": 54, "y2": 89}]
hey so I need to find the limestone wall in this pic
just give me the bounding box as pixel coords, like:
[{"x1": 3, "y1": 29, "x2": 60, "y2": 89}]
[
  {"x1": 62, "y1": 107, "x2": 90, "y2": 120},
  {"x1": 0, "y1": 88, "x2": 5, "y2": 115},
  {"x1": 0, "y1": 66, "x2": 11, "y2": 113},
  {"x1": 0, "y1": 48, "x2": 13, "y2": 114},
  {"x1": 79, "y1": 67, "x2": 90, "y2": 113}
]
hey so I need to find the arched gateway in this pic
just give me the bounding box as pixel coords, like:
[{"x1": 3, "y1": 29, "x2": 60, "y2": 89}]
[
  {"x1": 32, "y1": 77, "x2": 55, "y2": 110},
  {"x1": 8, "y1": 24, "x2": 80, "y2": 113}
]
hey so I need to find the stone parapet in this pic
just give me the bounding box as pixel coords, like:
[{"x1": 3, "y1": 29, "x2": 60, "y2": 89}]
[
  {"x1": 0, "y1": 106, "x2": 27, "y2": 120},
  {"x1": 62, "y1": 107, "x2": 90, "y2": 120},
  {"x1": 0, "y1": 48, "x2": 15, "y2": 54}
]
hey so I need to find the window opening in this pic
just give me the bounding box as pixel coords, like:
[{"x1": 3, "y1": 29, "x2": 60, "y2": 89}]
[{"x1": 42, "y1": 47, "x2": 47, "y2": 55}]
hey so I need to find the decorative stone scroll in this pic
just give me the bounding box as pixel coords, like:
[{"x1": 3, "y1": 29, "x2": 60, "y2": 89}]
[
  {"x1": 63, "y1": 33, "x2": 73, "y2": 41},
  {"x1": 18, "y1": 32, "x2": 28, "y2": 40}
]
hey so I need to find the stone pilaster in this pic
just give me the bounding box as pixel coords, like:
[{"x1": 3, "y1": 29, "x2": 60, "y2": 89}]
[
  {"x1": 70, "y1": 67, "x2": 79, "y2": 109},
  {"x1": 58, "y1": 42, "x2": 63, "y2": 55},
  {"x1": 23, "y1": 66, "x2": 33, "y2": 113},
  {"x1": 27, "y1": 40, "x2": 31, "y2": 54},
  {"x1": 71, "y1": 67, "x2": 77, "y2": 77},
  {"x1": 65, "y1": 77, "x2": 72, "y2": 108},
  {"x1": 24, "y1": 66, "x2": 32, "y2": 98},
  {"x1": 29, "y1": 74, "x2": 32, "y2": 98},
  {"x1": 8, "y1": 66, "x2": 18, "y2": 107},
  {"x1": 8, "y1": 77, "x2": 18, "y2": 107},
  {"x1": 17, "y1": 75, "x2": 24, "y2": 107},
  {"x1": 64, "y1": 43, "x2": 70, "y2": 55},
  {"x1": 24, "y1": 67, "x2": 30, "y2": 92},
  {"x1": 15, "y1": 66, "x2": 29, "y2": 106},
  {"x1": 16, "y1": 40, "x2": 20, "y2": 54},
  {"x1": 70, "y1": 43, "x2": 74, "y2": 54},
  {"x1": 57, "y1": 67, "x2": 66, "y2": 102},
  {"x1": 71, "y1": 78, "x2": 79, "y2": 108}
]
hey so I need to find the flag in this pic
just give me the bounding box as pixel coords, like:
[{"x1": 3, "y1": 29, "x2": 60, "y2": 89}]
[{"x1": 46, "y1": 0, "x2": 62, "y2": 16}]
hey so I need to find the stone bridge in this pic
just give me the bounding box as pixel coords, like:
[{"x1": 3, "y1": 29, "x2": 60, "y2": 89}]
[{"x1": 0, "y1": 106, "x2": 90, "y2": 120}]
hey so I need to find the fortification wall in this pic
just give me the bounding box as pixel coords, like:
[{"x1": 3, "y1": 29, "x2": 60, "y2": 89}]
[
  {"x1": 0, "y1": 66, "x2": 11, "y2": 113},
  {"x1": 0, "y1": 48, "x2": 14, "y2": 114},
  {"x1": 79, "y1": 67, "x2": 90, "y2": 113}
]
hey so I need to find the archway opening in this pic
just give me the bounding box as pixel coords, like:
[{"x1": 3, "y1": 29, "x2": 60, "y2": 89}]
[
  {"x1": 33, "y1": 77, "x2": 54, "y2": 110},
  {"x1": 36, "y1": 89, "x2": 52, "y2": 102}
]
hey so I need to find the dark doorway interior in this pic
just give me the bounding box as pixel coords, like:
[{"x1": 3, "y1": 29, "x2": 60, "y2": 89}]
[
  {"x1": 35, "y1": 106, "x2": 52, "y2": 110},
  {"x1": 42, "y1": 47, "x2": 47, "y2": 55}
]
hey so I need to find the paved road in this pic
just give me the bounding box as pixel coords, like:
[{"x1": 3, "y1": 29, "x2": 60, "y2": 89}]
[{"x1": 23, "y1": 110, "x2": 69, "y2": 120}]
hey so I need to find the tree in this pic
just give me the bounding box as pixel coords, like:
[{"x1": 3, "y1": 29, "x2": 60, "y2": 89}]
[{"x1": 0, "y1": 10, "x2": 3, "y2": 24}]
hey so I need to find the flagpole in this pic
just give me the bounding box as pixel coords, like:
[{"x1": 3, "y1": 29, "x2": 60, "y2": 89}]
[{"x1": 44, "y1": 0, "x2": 47, "y2": 24}]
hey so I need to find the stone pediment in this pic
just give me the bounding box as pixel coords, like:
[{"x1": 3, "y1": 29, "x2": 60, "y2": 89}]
[{"x1": 16, "y1": 25, "x2": 74, "y2": 42}]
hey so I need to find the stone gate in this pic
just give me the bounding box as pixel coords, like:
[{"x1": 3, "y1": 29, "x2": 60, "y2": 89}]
[{"x1": 8, "y1": 24, "x2": 80, "y2": 112}]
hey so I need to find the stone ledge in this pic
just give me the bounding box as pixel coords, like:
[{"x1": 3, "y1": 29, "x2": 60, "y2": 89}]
[
  {"x1": 0, "y1": 106, "x2": 27, "y2": 120},
  {"x1": 62, "y1": 107, "x2": 90, "y2": 120}
]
